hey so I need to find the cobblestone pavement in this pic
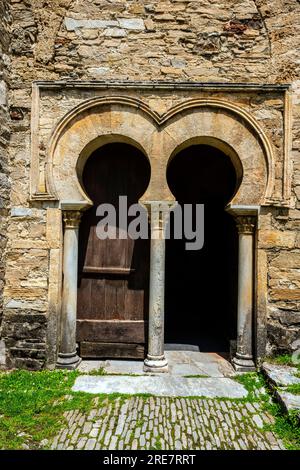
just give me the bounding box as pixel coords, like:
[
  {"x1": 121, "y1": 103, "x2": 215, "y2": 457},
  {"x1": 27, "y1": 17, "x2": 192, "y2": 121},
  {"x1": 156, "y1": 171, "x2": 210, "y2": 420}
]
[{"x1": 50, "y1": 396, "x2": 284, "y2": 450}]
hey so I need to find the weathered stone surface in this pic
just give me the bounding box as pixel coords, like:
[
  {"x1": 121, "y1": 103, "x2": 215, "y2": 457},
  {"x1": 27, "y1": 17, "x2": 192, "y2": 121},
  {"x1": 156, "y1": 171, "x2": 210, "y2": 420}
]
[
  {"x1": 0, "y1": 0, "x2": 11, "y2": 362},
  {"x1": 276, "y1": 391, "x2": 300, "y2": 412},
  {"x1": 0, "y1": 0, "x2": 300, "y2": 368},
  {"x1": 72, "y1": 375, "x2": 248, "y2": 399},
  {"x1": 262, "y1": 362, "x2": 300, "y2": 421},
  {"x1": 262, "y1": 363, "x2": 300, "y2": 387}
]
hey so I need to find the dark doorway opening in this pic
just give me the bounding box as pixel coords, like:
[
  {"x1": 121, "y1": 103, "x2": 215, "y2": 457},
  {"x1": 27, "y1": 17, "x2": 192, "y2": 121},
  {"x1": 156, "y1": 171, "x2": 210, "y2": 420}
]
[
  {"x1": 165, "y1": 144, "x2": 238, "y2": 352},
  {"x1": 77, "y1": 142, "x2": 151, "y2": 359}
]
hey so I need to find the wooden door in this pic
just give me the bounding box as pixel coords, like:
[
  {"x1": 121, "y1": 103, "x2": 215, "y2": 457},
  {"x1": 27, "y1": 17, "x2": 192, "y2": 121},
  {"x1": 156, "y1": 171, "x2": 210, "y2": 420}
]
[{"x1": 77, "y1": 143, "x2": 150, "y2": 359}]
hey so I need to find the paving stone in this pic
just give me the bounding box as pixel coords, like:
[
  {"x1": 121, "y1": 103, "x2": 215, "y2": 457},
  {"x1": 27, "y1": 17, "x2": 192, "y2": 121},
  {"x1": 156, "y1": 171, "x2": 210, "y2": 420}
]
[
  {"x1": 110, "y1": 436, "x2": 118, "y2": 450},
  {"x1": 85, "y1": 438, "x2": 96, "y2": 450},
  {"x1": 252, "y1": 414, "x2": 264, "y2": 428},
  {"x1": 87, "y1": 409, "x2": 97, "y2": 420},
  {"x1": 118, "y1": 440, "x2": 124, "y2": 450},
  {"x1": 132, "y1": 439, "x2": 138, "y2": 450},
  {"x1": 77, "y1": 437, "x2": 87, "y2": 450},
  {"x1": 82, "y1": 422, "x2": 92, "y2": 434},
  {"x1": 89, "y1": 428, "x2": 99, "y2": 438},
  {"x1": 103, "y1": 430, "x2": 112, "y2": 446},
  {"x1": 245, "y1": 402, "x2": 256, "y2": 413},
  {"x1": 175, "y1": 439, "x2": 182, "y2": 449},
  {"x1": 71, "y1": 428, "x2": 80, "y2": 444},
  {"x1": 49, "y1": 396, "x2": 283, "y2": 451}
]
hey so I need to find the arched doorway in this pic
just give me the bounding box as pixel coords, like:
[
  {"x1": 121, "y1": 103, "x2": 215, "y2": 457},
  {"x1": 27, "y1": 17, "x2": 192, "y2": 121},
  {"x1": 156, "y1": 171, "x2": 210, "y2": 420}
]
[
  {"x1": 76, "y1": 142, "x2": 151, "y2": 359},
  {"x1": 165, "y1": 144, "x2": 238, "y2": 353}
]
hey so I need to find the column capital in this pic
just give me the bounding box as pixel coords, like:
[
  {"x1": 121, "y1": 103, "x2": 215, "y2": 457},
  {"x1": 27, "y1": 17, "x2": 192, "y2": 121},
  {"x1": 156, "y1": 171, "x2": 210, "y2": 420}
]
[
  {"x1": 235, "y1": 215, "x2": 256, "y2": 235},
  {"x1": 63, "y1": 210, "x2": 82, "y2": 229},
  {"x1": 140, "y1": 200, "x2": 177, "y2": 230},
  {"x1": 225, "y1": 204, "x2": 259, "y2": 235}
]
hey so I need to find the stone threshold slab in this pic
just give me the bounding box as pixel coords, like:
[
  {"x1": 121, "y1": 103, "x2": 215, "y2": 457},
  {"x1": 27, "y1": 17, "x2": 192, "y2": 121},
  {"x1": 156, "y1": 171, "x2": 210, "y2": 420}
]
[
  {"x1": 72, "y1": 375, "x2": 247, "y2": 399},
  {"x1": 262, "y1": 363, "x2": 300, "y2": 387},
  {"x1": 274, "y1": 390, "x2": 300, "y2": 413},
  {"x1": 262, "y1": 363, "x2": 300, "y2": 422}
]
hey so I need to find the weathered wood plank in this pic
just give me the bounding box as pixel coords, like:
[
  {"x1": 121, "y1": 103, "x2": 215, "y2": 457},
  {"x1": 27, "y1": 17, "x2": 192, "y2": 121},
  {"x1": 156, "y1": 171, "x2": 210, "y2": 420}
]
[
  {"x1": 77, "y1": 320, "x2": 146, "y2": 343},
  {"x1": 80, "y1": 342, "x2": 145, "y2": 359}
]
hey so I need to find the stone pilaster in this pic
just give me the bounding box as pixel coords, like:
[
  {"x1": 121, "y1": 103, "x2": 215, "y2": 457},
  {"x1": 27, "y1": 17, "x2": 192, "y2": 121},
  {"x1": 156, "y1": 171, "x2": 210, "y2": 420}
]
[{"x1": 56, "y1": 210, "x2": 82, "y2": 369}]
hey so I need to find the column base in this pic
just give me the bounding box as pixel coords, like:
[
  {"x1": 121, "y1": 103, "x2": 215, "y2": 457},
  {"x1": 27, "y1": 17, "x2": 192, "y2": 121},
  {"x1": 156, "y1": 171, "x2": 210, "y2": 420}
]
[
  {"x1": 144, "y1": 354, "x2": 168, "y2": 373},
  {"x1": 56, "y1": 351, "x2": 82, "y2": 370},
  {"x1": 232, "y1": 354, "x2": 256, "y2": 372}
]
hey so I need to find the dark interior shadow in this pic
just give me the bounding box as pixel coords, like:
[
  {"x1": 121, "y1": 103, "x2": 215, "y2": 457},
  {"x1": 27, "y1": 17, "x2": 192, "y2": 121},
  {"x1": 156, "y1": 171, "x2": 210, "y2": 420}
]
[{"x1": 165, "y1": 144, "x2": 238, "y2": 353}]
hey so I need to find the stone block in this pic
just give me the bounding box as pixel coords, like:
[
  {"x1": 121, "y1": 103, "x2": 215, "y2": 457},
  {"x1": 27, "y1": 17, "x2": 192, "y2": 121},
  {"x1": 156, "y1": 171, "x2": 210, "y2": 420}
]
[
  {"x1": 258, "y1": 230, "x2": 296, "y2": 248},
  {"x1": 46, "y1": 208, "x2": 62, "y2": 249},
  {"x1": 0, "y1": 340, "x2": 6, "y2": 367},
  {"x1": 11, "y1": 207, "x2": 33, "y2": 217},
  {"x1": 65, "y1": 18, "x2": 118, "y2": 31},
  {"x1": 104, "y1": 28, "x2": 127, "y2": 38},
  {"x1": 118, "y1": 19, "x2": 145, "y2": 30},
  {"x1": 270, "y1": 289, "x2": 300, "y2": 301},
  {"x1": 88, "y1": 67, "x2": 110, "y2": 76},
  {"x1": 12, "y1": 357, "x2": 45, "y2": 370},
  {"x1": 262, "y1": 363, "x2": 300, "y2": 387},
  {"x1": 271, "y1": 252, "x2": 300, "y2": 269},
  {"x1": 0, "y1": 80, "x2": 7, "y2": 105}
]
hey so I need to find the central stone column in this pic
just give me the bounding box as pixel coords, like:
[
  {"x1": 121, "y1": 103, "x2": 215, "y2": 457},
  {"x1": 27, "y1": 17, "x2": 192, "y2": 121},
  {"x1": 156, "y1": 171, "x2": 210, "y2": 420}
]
[
  {"x1": 57, "y1": 210, "x2": 82, "y2": 369},
  {"x1": 143, "y1": 201, "x2": 173, "y2": 373}
]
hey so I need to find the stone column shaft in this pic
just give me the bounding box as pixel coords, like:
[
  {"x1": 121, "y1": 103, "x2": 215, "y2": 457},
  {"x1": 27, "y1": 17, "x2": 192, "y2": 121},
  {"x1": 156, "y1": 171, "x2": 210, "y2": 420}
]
[
  {"x1": 56, "y1": 210, "x2": 82, "y2": 369},
  {"x1": 144, "y1": 201, "x2": 173, "y2": 373},
  {"x1": 233, "y1": 216, "x2": 256, "y2": 371}
]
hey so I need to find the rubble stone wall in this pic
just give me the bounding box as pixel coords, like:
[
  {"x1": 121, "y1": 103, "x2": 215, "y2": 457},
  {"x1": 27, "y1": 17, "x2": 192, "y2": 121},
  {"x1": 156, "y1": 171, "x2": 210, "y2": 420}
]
[{"x1": 0, "y1": 0, "x2": 11, "y2": 367}]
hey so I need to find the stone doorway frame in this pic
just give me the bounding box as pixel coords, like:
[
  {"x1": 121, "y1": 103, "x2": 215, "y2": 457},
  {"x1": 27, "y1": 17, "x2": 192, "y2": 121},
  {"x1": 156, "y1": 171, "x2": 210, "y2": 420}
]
[{"x1": 29, "y1": 81, "x2": 292, "y2": 371}]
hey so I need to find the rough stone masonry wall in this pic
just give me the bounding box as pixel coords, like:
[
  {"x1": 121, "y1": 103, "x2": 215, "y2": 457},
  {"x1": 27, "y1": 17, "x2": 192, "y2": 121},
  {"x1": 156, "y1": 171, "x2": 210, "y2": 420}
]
[
  {"x1": 0, "y1": 0, "x2": 300, "y2": 368},
  {"x1": 0, "y1": 0, "x2": 11, "y2": 367}
]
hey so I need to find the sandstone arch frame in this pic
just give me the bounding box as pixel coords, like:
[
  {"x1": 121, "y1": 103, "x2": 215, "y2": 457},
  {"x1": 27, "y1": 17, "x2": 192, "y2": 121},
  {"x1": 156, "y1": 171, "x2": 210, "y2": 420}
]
[
  {"x1": 46, "y1": 95, "x2": 273, "y2": 207},
  {"x1": 43, "y1": 94, "x2": 274, "y2": 370}
]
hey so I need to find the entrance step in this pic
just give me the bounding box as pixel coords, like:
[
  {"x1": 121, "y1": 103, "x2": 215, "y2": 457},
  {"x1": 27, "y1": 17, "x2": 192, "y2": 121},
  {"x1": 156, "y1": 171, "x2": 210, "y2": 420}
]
[
  {"x1": 78, "y1": 351, "x2": 236, "y2": 378},
  {"x1": 72, "y1": 375, "x2": 247, "y2": 399}
]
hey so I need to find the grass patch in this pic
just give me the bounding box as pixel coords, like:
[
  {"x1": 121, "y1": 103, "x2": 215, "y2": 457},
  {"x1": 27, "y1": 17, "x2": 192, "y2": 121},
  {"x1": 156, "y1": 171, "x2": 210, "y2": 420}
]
[
  {"x1": 284, "y1": 384, "x2": 300, "y2": 395},
  {"x1": 233, "y1": 372, "x2": 300, "y2": 450},
  {"x1": 263, "y1": 401, "x2": 300, "y2": 450},
  {"x1": 184, "y1": 374, "x2": 209, "y2": 378},
  {"x1": 267, "y1": 354, "x2": 300, "y2": 370},
  {"x1": 83, "y1": 367, "x2": 106, "y2": 376},
  {"x1": 150, "y1": 436, "x2": 162, "y2": 450},
  {"x1": 255, "y1": 372, "x2": 300, "y2": 450},
  {"x1": 233, "y1": 372, "x2": 269, "y2": 402},
  {"x1": 0, "y1": 369, "x2": 96, "y2": 450}
]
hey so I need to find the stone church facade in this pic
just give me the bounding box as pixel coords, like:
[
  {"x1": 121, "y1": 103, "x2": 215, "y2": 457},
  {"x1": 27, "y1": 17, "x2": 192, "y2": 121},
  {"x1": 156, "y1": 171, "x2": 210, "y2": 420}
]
[{"x1": 0, "y1": 0, "x2": 299, "y2": 371}]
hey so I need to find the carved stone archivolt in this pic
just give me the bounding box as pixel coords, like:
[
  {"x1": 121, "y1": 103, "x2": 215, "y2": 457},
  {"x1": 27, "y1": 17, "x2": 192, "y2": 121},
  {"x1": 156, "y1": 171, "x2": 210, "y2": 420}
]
[{"x1": 30, "y1": 82, "x2": 291, "y2": 210}]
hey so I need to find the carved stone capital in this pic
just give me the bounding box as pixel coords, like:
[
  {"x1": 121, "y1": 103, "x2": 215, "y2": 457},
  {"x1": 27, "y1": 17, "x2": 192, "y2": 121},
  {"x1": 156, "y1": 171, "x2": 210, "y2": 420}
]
[
  {"x1": 63, "y1": 210, "x2": 82, "y2": 229},
  {"x1": 235, "y1": 215, "x2": 256, "y2": 235},
  {"x1": 140, "y1": 200, "x2": 176, "y2": 230}
]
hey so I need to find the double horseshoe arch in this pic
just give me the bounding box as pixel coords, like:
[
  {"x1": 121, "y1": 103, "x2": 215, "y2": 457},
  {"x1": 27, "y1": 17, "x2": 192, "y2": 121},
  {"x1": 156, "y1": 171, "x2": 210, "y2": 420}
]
[
  {"x1": 48, "y1": 95, "x2": 273, "y2": 208},
  {"x1": 51, "y1": 96, "x2": 273, "y2": 371}
]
